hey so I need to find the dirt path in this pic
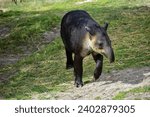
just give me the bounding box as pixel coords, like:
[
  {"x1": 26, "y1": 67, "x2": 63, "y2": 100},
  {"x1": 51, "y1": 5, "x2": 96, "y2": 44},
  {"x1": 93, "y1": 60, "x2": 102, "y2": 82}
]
[
  {"x1": 41, "y1": 67, "x2": 150, "y2": 100},
  {"x1": 0, "y1": 26, "x2": 60, "y2": 82},
  {"x1": 0, "y1": 27, "x2": 60, "y2": 68}
]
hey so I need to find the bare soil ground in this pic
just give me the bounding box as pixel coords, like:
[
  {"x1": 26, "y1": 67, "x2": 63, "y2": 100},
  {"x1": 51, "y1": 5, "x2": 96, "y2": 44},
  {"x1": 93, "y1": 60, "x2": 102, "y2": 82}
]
[
  {"x1": 56, "y1": 67, "x2": 150, "y2": 100},
  {"x1": 32, "y1": 67, "x2": 150, "y2": 100}
]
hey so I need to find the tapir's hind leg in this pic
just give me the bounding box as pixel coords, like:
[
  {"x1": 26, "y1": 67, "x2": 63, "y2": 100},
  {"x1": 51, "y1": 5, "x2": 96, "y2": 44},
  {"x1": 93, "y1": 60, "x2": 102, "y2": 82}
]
[{"x1": 65, "y1": 49, "x2": 74, "y2": 69}]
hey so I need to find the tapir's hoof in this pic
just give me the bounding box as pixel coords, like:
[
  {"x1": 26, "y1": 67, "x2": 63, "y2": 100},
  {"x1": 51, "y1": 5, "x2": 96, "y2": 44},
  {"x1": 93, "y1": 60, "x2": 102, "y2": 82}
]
[
  {"x1": 66, "y1": 64, "x2": 73, "y2": 69},
  {"x1": 91, "y1": 77, "x2": 100, "y2": 82},
  {"x1": 74, "y1": 81, "x2": 83, "y2": 88}
]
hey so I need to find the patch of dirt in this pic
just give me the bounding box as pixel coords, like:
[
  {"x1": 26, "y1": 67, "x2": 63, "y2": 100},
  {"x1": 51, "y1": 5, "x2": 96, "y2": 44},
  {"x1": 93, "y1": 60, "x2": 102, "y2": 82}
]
[
  {"x1": 38, "y1": 67, "x2": 150, "y2": 100},
  {"x1": 0, "y1": 69, "x2": 17, "y2": 83},
  {"x1": 0, "y1": 26, "x2": 11, "y2": 38},
  {"x1": 42, "y1": 27, "x2": 60, "y2": 44},
  {"x1": 0, "y1": 54, "x2": 21, "y2": 66}
]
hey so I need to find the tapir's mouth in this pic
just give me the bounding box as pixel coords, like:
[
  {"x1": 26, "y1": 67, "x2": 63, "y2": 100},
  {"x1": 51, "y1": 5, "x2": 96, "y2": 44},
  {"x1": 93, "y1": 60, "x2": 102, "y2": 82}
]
[
  {"x1": 99, "y1": 51, "x2": 110, "y2": 61},
  {"x1": 101, "y1": 52, "x2": 107, "y2": 58},
  {"x1": 93, "y1": 47, "x2": 115, "y2": 63}
]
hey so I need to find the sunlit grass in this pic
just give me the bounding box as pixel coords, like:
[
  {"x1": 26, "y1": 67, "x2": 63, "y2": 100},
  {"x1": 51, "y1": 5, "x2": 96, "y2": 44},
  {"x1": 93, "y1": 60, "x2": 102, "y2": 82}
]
[{"x1": 113, "y1": 86, "x2": 150, "y2": 100}]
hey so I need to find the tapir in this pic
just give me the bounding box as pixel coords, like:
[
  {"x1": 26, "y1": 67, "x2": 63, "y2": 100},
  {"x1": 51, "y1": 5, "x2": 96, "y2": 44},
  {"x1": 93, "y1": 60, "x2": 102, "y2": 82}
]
[{"x1": 60, "y1": 10, "x2": 115, "y2": 87}]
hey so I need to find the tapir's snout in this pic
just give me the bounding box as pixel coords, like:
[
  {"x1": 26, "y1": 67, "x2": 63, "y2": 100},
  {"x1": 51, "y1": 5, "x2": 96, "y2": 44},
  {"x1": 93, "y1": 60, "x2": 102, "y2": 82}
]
[{"x1": 103, "y1": 46, "x2": 115, "y2": 63}]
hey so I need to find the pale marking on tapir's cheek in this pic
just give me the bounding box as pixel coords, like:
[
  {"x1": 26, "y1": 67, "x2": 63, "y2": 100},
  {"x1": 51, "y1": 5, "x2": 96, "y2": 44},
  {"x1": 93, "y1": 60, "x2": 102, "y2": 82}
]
[
  {"x1": 80, "y1": 33, "x2": 105, "y2": 57},
  {"x1": 89, "y1": 35, "x2": 105, "y2": 54}
]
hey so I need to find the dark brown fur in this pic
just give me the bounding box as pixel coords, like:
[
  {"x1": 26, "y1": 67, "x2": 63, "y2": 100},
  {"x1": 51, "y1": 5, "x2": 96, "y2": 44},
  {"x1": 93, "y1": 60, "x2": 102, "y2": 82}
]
[{"x1": 60, "y1": 10, "x2": 115, "y2": 87}]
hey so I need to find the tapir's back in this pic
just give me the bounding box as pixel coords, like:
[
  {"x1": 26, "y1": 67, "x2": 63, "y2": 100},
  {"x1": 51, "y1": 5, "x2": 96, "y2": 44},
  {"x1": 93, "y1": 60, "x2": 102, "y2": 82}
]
[
  {"x1": 61, "y1": 10, "x2": 92, "y2": 27},
  {"x1": 60, "y1": 10, "x2": 95, "y2": 52}
]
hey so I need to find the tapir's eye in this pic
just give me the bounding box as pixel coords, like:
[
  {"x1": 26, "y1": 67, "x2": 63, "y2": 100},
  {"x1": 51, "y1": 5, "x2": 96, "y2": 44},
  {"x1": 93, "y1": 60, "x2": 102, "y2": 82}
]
[
  {"x1": 98, "y1": 42, "x2": 103, "y2": 49},
  {"x1": 102, "y1": 33, "x2": 106, "y2": 36}
]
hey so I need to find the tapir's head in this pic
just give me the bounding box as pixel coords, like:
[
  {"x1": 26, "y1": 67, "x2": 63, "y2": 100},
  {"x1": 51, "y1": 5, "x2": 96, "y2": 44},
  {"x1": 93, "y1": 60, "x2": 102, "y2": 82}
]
[{"x1": 85, "y1": 23, "x2": 115, "y2": 63}]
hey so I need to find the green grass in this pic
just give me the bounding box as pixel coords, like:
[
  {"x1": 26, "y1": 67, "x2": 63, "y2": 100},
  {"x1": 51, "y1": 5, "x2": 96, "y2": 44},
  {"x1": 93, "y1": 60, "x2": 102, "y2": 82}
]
[
  {"x1": 113, "y1": 86, "x2": 150, "y2": 100},
  {"x1": 0, "y1": 0, "x2": 150, "y2": 99},
  {"x1": 0, "y1": 38, "x2": 73, "y2": 99}
]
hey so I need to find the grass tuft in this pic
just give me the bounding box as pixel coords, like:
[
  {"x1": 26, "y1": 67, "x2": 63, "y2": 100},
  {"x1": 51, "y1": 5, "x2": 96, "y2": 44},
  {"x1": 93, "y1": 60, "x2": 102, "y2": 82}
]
[{"x1": 113, "y1": 86, "x2": 150, "y2": 100}]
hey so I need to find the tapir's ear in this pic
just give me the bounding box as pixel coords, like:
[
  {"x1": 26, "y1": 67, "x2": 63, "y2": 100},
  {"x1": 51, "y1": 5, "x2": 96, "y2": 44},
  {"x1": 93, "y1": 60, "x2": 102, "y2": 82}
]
[
  {"x1": 104, "y1": 22, "x2": 109, "y2": 31},
  {"x1": 85, "y1": 26, "x2": 95, "y2": 35}
]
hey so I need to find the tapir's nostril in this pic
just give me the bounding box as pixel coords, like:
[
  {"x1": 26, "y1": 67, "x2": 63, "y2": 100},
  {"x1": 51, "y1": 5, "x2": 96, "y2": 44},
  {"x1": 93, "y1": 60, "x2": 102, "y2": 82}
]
[{"x1": 99, "y1": 42, "x2": 103, "y2": 46}]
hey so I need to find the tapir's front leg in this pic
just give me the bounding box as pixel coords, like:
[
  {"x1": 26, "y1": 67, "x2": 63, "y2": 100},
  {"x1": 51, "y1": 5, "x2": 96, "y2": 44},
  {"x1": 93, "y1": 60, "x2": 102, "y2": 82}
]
[
  {"x1": 74, "y1": 54, "x2": 83, "y2": 87},
  {"x1": 92, "y1": 53, "x2": 103, "y2": 80}
]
